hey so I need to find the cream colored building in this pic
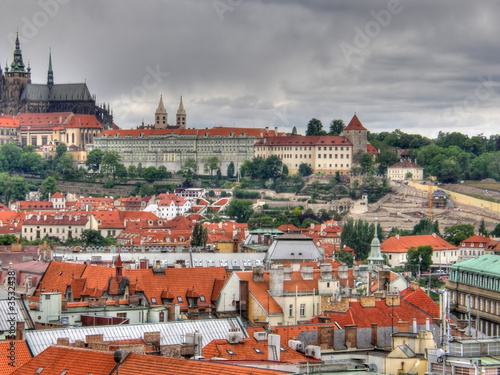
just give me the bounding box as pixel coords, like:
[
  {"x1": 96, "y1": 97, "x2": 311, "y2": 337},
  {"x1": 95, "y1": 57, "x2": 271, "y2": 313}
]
[
  {"x1": 387, "y1": 160, "x2": 424, "y2": 181},
  {"x1": 216, "y1": 264, "x2": 340, "y2": 327},
  {"x1": 255, "y1": 135, "x2": 353, "y2": 176},
  {"x1": 22, "y1": 213, "x2": 97, "y2": 242}
]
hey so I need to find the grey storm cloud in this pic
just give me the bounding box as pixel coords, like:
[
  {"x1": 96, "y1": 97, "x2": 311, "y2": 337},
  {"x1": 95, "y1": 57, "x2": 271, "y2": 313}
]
[{"x1": 0, "y1": 0, "x2": 499, "y2": 137}]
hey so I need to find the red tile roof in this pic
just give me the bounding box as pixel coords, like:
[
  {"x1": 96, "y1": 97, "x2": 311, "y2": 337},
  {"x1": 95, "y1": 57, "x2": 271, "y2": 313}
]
[
  {"x1": 17, "y1": 201, "x2": 54, "y2": 210},
  {"x1": 10, "y1": 346, "x2": 116, "y2": 375},
  {"x1": 64, "y1": 114, "x2": 103, "y2": 129},
  {"x1": 99, "y1": 127, "x2": 280, "y2": 139},
  {"x1": 388, "y1": 160, "x2": 423, "y2": 169},
  {"x1": 118, "y1": 353, "x2": 285, "y2": 375},
  {"x1": 0, "y1": 341, "x2": 31, "y2": 374},
  {"x1": 203, "y1": 337, "x2": 319, "y2": 363},
  {"x1": 460, "y1": 235, "x2": 490, "y2": 247},
  {"x1": 256, "y1": 135, "x2": 351, "y2": 147},
  {"x1": 50, "y1": 192, "x2": 65, "y2": 199},
  {"x1": 0, "y1": 114, "x2": 20, "y2": 128},
  {"x1": 344, "y1": 114, "x2": 367, "y2": 131},
  {"x1": 366, "y1": 143, "x2": 379, "y2": 155},
  {"x1": 381, "y1": 235, "x2": 457, "y2": 253},
  {"x1": 35, "y1": 261, "x2": 86, "y2": 296},
  {"x1": 23, "y1": 213, "x2": 90, "y2": 226}
]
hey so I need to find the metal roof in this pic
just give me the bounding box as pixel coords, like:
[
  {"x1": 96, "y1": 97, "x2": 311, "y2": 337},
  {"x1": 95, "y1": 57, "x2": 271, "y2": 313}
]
[
  {"x1": 451, "y1": 255, "x2": 500, "y2": 277},
  {"x1": 0, "y1": 299, "x2": 34, "y2": 331},
  {"x1": 25, "y1": 317, "x2": 246, "y2": 356},
  {"x1": 21, "y1": 83, "x2": 93, "y2": 102}
]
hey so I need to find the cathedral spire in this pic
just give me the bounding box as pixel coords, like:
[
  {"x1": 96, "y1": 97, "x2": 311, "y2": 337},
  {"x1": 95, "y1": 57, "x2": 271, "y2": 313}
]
[
  {"x1": 9, "y1": 31, "x2": 26, "y2": 73},
  {"x1": 155, "y1": 95, "x2": 168, "y2": 129},
  {"x1": 176, "y1": 96, "x2": 186, "y2": 129},
  {"x1": 47, "y1": 49, "x2": 54, "y2": 89}
]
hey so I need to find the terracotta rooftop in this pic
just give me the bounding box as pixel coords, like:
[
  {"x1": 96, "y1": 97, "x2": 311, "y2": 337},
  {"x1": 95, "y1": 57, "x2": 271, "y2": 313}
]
[
  {"x1": 344, "y1": 114, "x2": 367, "y2": 131},
  {"x1": 381, "y1": 234, "x2": 458, "y2": 253},
  {"x1": 0, "y1": 341, "x2": 31, "y2": 374}
]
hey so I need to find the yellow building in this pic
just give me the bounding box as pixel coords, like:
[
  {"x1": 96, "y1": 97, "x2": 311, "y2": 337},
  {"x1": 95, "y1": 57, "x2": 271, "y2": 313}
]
[{"x1": 387, "y1": 160, "x2": 424, "y2": 181}]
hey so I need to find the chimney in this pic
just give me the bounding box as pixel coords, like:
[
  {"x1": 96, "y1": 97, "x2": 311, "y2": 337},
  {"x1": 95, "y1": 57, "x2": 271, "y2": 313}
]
[
  {"x1": 409, "y1": 281, "x2": 419, "y2": 291},
  {"x1": 320, "y1": 263, "x2": 332, "y2": 279},
  {"x1": 338, "y1": 264, "x2": 348, "y2": 279},
  {"x1": 301, "y1": 266, "x2": 314, "y2": 280},
  {"x1": 269, "y1": 266, "x2": 284, "y2": 297},
  {"x1": 397, "y1": 321, "x2": 410, "y2": 333},
  {"x1": 345, "y1": 325, "x2": 357, "y2": 349},
  {"x1": 413, "y1": 318, "x2": 418, "y2": 333},
  {"x1": 16, "y1": 321, "x2": 25, "y2": 341},
  {"x1": 426, "y1": 318, "x2": 430, "y2": 331},
  {"x1": 352, "y1": 264, "x2": 359, "y2": 278},
  {"x1": 386, "y1": 293, "x2": 400, "y2": 307},
  {"x1": 371, "y1": 323, "x2": 378, "y2": 347},
  {"x1": 283, "y1": 266, "x2": 292, "y2": 281},
  {"x1": 253, "y1": 266, "x2": 264, "y2": 282}
]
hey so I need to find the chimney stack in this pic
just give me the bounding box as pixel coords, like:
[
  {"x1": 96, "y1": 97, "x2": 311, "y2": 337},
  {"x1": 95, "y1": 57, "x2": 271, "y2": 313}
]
[{"x1": 269, "y1": 266, "x2": 284, "y2": 297}]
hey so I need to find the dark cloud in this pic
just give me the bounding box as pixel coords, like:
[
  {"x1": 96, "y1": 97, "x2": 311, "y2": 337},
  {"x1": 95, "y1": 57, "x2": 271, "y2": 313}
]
[{"x1": 1, "y1": 0, "x2": 499, "y2": 137}]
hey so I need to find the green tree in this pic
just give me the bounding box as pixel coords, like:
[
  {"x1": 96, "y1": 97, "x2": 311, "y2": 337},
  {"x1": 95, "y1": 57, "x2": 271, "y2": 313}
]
[
  {"x1": 80, "y1": 229, "x2": 107, "y2": 247},
  {"x1": 0, "y1": 143, "x2": 21, "y2": 171},
  {"x1": 157, "y1": 165, "x2": 169, "y2": 180},
  {"x1": 0, "y1": 234, "x2": 18, "y2": 246},
  {"x1": 204, "y1": 156, "x2": 220, "y2": 182},
  {"x1": 444, "y1": 224, "x2": 475, "y2": 246},
  {"x1": 305, "y1": 118, "x2": 326, "y2": 136},
  {"x1": 55, "y1": 143, "x2": 67, "y2": 162},
  {"x1": 115, "y1": 163, "x2": 128, "y2": 179},
  {"x1": 407, "y1": 246, "x2": 433, "y2": 276},
  {"x1": 376, "y1": 150, "x2": 400, "y2": 175},
  {"x1": 298, "y1": 163, "x2": 313, "y2": 177},
  {"x1": 292, "y1": 126, "x2": 298, "y2": 135},
  {"x1": 492, "y1": 223, "x2": 500, "y2": 237},
  {"x1": 225, "y1": 199, "x2": 254, "y2": 223},
  {"x1": 328, "y1": 119, "x2": 345, "y2": 136},
  {"x1": 19, "y1": 149, "x2": 44, "y2": 173},
  {"x1": 341, "y1": 217, "x2": 375, "y2": 260},
  {"x1": 262, "y1": 155, "x2": 282, "y2": 180},
  {"x1": 101, "y1": 151, "x2": 122, "y2": 180},
  {"x1": 85, "y1": 149, "x2": 104, "y2": 172},
  {"x1": 227, "y1": 161, "x2": 235, "y2": 179},
  {"x1": 56, "y1": 153, "x2": 75, "y2": 175},
  {"x1": 336, "y1": 250, "x2": 354, "y2": 267},
  {"x1": 182, "y1": 157, "x2": 198, "y2": 177},
  {"x1": 478, "y1": 219, "x2": 488, "y2": 237},
  {"x1": 142, "y1": 166, "x2": 158, "y2": 183},
  {"x1": 1, "y1": 174, "x2": 29, "y2": 204},
  {"x1": 127, "y1": 165, "x2": 138, "y2": 178},
  {"x1": 359, "y1": 153, "x2": 375, "y2": 174},
  {"x1": 41, "y1": 176, "x2": 58, "y2": 200},
  {"x1": 191, "y1": 222, "x2": 208, "y2": 247},
  {"x1": 413, "y1": 219, "x2": 440, "y2": 236}
]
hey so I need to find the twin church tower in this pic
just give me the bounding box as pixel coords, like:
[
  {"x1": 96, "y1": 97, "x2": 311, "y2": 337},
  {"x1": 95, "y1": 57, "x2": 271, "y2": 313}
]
[{"x1": 154, "y1": 95, "x2": 186, "y2": 129}]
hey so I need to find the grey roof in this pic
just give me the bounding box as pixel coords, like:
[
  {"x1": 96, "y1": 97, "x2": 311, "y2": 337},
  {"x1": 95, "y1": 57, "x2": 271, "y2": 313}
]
[
  {"x1": 398, "y1": 344, "x2": 416, "y2": 358},
  {"x1": 0, "y1": 299, "x2": 34, "y2": 331},
  {"x1": 265, "y1": 234, "x2": 322, "y2": 263},
  {"x1": 21, "y1": 83, "x2": 93, "y2": 102},
  {"x1": 25, "y1": 317, "x2": 246, "y2": 356}
]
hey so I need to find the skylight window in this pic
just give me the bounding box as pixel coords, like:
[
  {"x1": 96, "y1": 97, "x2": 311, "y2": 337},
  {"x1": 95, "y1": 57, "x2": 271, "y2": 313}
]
[
  {"x1": 226, "y1": 349, "x2": 235, "y2": 356},
  {"x1": 254, "y1": 348, "x2": 263, "y2": 354},
  {"x1": 200, "y1": 296, "x2": 206, "y2": 303},
  {"x1": 177, "y1": 296, "x2": 183, "y2": 303}
]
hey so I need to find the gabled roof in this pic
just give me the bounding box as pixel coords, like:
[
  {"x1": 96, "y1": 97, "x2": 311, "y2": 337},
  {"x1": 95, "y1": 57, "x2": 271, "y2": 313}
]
[
  {"x1": 460, "y1": 235, "x2": 490, "y2": 247},
  {"x1": 367, "y1": 143, "x2": 379, "y2": 155},
  {"x1": 0, "y1": 114, "x2": 20, "y2": 128},
  {"x1": 35, "y1": 261, "x2": 86, "y2": 296},
  {"x1": 50, "y1": 192, "x2": 64, "y2": 199},
  {"x1": 381, "y1": 235, "x2": 457, "y2": 253},
  {"x1": 344, "y1": 114, "x2": 367, "y2": 131}
]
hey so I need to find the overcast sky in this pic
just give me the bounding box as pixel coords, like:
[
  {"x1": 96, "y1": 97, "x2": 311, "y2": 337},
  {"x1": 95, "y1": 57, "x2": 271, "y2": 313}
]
[{"x1": 1, "y1": 0, "x2": 499, "y2": 138}]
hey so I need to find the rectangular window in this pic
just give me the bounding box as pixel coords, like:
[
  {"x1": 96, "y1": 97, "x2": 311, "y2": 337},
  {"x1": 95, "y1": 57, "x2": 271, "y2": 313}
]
[
  {"x1": 300, "y1": 304, "x2": 306, "y2": 317},
  {"x1": 117, "y1": 313, "x2": 127, "y2": 318},
  {"x1": 289, "y1": 304, "x2": 293, "y2": 317}
]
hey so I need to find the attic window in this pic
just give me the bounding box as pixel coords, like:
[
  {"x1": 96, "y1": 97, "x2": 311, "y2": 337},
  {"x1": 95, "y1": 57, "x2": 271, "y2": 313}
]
[
  {"x1": 177, "y1": 296, "x2": 183, "y2": 303},
  {"x1": 61, "y1": 371, "x2": 68, "y2": 375},
  {"x1": 59, "y1": 272, "x2": 63, "y2": 276},
  {"x1": 200, "y1": 296, "x2": 206, "y2": 303},
  {"x1": 280, "y1": 347, "x2": 287, "y2": 352},
  {"x1": 226, "y1": 349, "x2": 235, "y2": 356},
  {"x1": 254, "y1": 348, "x2": 263, "y2": 354},
  {"x1": 151, "y1": 298, "x2": 157, "y2": 304},
  {"x1": 36, "y1": 369, "x2": 44, "y2": 374}
]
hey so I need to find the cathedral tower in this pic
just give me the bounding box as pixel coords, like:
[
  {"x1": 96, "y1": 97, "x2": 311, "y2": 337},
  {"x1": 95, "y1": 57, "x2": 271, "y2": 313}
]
[
  {"x1": 4, "y1": 32, "x2": 31, "y2": 107},
  {"x1": 155, "y1": 95, "x2": 168, "y2": 129},
  {"x1": 176, "y1": 96, "x2": 186, "y2": 129}
]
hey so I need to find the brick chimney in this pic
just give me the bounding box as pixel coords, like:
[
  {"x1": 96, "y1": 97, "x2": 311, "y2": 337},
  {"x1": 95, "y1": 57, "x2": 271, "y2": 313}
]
[
  {"x1": 345, "y1": 325, "x2": 357, "y2": 349},
  {"x1": 301, "y1": 265, "x2": 314, "y2": 280},
  {"x1": 397, "y1": 321, "x2": 410, "y2": 333},
  {"x1": 386, "y1": 293, "x2": 400, "y2": 307},
  {"x1": 16, "y1": 321, "x2": 25, "y2": 341},
  {"x1": 269, "y1": 266, "x2": 284, "y2": 297},
  {"x1": 253, "y1": 266, "x2": 264, "y2": 282}
]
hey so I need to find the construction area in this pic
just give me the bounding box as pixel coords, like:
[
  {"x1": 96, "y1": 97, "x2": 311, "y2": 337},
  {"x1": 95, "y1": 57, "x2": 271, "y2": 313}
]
[{"x1": 349, "y1": 181, "x2": 500, "y2": 234}]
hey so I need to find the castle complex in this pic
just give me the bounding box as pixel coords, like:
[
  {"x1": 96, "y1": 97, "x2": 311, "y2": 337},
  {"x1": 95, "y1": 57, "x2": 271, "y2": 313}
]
[{"x1": 0, "y1": 33, "x2": 113, "y2": 129}]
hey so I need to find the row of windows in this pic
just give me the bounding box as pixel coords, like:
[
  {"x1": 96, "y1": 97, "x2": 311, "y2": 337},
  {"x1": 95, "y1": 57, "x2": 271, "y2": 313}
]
[
  {"x1": 455, "y1": 292, "x2": 500, "y2": 315},
  {"x1": 24, "y1": 226, "x2": 80, "y2": 234},
  {"x1": 452, "y1": 271, "x2": 500, "y2": 291},
  {"x1": 318, "y1": 154, "x2": 348, "y2": 159}
]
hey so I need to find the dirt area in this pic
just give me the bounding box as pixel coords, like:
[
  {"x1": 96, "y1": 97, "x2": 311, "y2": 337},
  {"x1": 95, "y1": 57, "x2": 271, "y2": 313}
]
[{"x1": 349, "y1": 181, "x2": 500, "y2": 234}]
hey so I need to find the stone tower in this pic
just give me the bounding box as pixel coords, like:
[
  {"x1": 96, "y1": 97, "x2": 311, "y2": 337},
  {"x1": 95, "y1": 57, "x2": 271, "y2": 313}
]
[
  {"x1": 155, "y1": 95, "x2": 168, "y2": 129},
  {"x1": 4, "y1": 32, "x2": 31, "y2": 114},
  {"x1": 176, "y1": 96, "x2": 186, "y2": 129},
  {"x1": 343, "y1": 113, "x2": 367, "y2": 161}
]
